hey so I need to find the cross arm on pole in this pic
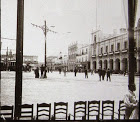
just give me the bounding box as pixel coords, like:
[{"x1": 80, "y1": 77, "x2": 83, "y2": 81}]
[
  {"x1": 31, "y1": 23, "x2": 57, "y2": 35},
  {"x1": 31, "y1": 23, "x2": 44, "y2": 30}
]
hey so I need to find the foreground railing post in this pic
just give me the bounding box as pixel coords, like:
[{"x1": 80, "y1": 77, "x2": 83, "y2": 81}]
[
  {"x1": 82, "y1": 116, "x2": 86, "y2": 120},
  {"x1": 51, "y1": 115, "x2": 55, "y2": 120},
  {"x1": 0, "y1": 0, "x2": 1, "y2": 80},
  {"x1": 68, "y1": 114, "x2": 71, "y2": 120},
  {"x1": 96, "y1": 115, "x2": 99, "y2": 120}
]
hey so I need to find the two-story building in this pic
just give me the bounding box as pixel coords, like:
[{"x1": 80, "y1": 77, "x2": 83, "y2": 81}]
[
  {"x1": 90, "y1": 19, "x2": 140, "y2": 74},
  {"x1": 76, "y1": 44, "x2": 91, "y2": 71},
  {"x1": 68, "y1": 42, "x2": 78, "y2": 71},
  {"x1": 46, "y1": 56, "x2": 57, "y2": 70},
  {"x1": 0, "y1": 50, "x2": 38, "y2": 71}
]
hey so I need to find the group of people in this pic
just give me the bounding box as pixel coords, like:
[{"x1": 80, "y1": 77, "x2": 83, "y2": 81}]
[
  {"x1": 73, "y1": 67, "x2": 112, "y2": 80},
  {"x1": 73, "y1": 67, "x2": 89, "y2": 78},
  {"x1": 34, "y1": 64, "x2": 53, "y2": 78},
  {"x1": 98, "y1": 68, "x2": 111, "y2": 81},
  {"x1": 35, "y1": 65, "x2": 112, "y2": 81},
  {"x1": 34, "y1": 65, "x2": 44, "y2": 78}
]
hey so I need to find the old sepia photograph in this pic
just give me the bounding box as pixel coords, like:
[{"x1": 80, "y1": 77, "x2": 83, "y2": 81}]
[{"x1": 0, "y1": 0, "x2": 140, "y2": 121}]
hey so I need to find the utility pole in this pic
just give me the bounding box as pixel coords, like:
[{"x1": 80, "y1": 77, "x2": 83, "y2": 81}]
[
  {"x1": 0, "y1": 0, "x2": 1, "y2": 79},
  {"x1": 6, "y1": 47, "x2": 8, "y2": 70},
  {"x1": 128, "y1": 0, "x2": 137, "y2": 87},
  {"x1": 44, "y1": 20, "x2": 47, "y2": 78},
  {"x1": 15, "y1": 0, "x2": 24, "y2": 119},
  {"x1": 31, "y1": 21, "x2": 56, "y2": 78}
]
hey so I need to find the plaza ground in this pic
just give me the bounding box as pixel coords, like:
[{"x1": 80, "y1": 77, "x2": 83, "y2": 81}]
[{"x1": 1, "y1": 71, "x2": 139, "y2": 119}]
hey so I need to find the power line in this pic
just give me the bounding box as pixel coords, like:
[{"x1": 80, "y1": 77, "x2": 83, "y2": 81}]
[
  {"x1": 31, "y1": 23, "x2": 58, "y2": 34},
  {"x1": 31, "y1": 21, "x2": 58, "y2": 78},
  {"x1": 1, "y1": 37, "x2": 16, "y2": 41},
  {"x1": 1, "y1": 49, "x2": 15, "y2": 51}
]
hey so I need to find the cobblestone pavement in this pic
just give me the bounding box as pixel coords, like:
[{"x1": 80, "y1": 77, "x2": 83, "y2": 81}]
[{"x1": 1, "y1": 71, "x2": 139, "y2": 119}]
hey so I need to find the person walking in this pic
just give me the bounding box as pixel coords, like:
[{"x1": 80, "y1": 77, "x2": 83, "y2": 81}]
[
  {"x1": 123, "y1": 84, "x2": 139, "y2": 119},
  {"x1": 124, "y1": 70, "x2": 126, "y2": 76},
  {"x1": 84, "y1": 68, "x2": 88, "y2": 78},
  {"x1": 50, "y1": 67, "x2": 53, "y2": 73},
  {"x1": 63, "y1": 67, "x2": 66, "y2": 76},
  {"x1": 40, "y1": 64, "x2": 44, "y2": 78},
  {"x1": 106, "y1": 68, "x2": 111, "y2": 81},
  {"x1": 59, "y1": 68, "x2": 61, "y2": 74},
  {"x1": 91, "y1": 69, "x2": 93, "y2": 75},
  {"x1": 34, "y1": 67, "x2": 39, "y2": 78},
  {"x1": 102, "y1": 68, "x2": 106, "y2": 80},
  {"x1": 44, "y1": 66, "x2": 47, "y2": 77},
  {"x1": 48, "y1": 68, "x2": 49, "y2": 73},
  {"x1": 98, "y1": 67, "x2": 102, "y2": 81},
  {"x1": 74, "y1": 67, "x2": 77, "y2": 77}
]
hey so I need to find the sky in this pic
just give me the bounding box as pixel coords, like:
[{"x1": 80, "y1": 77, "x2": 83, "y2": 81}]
[{"x1": 1, "y1": 0, "x2": 140, "y2": 62}]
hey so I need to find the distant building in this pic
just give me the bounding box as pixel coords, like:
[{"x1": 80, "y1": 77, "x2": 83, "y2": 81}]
[
  {"x1": 68, "y1": 42, "x2": 78, "y2": 71},
  {"x1": 90, "y1": 21, "x2": 140, "y2": 74},
  {"x1": 1, "y1": 50, "x2": 16, "y2": 70},
  {"x1": 46, "y1": 56, "x2": 57, "y2": 70},
  {"x1": 0, "y1": 50, "x2": 38, "y2": 71},
  {"x1": 23, "y1": 55, "x2": 38, "y2": 64},
  {"x1": 76, "y1": 44, "x2": 91, "y2": 71},
  {"x1": 53, "y1": 52, "x2": 68, "y2": 71},
  {"x1": 62, "y1": 55, "x2": 68, "y2": 71}
]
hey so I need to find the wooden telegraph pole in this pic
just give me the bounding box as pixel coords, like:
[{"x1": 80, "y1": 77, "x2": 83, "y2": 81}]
[
  {"x1": 14, "y1": 0, "x2": 24, "y2": 119},
  {"x1": 0, "y1": 0, "x2": 1, "y2": 80},
  {"x1": 31, "y1": 21, "x2": 56, "y2": 78},
  {"x1": 44, "y1": 20, "x2": 47, "y2": 78},
  {"x1": 128, "y1": 0, "x2": 137, "y2": 86}
]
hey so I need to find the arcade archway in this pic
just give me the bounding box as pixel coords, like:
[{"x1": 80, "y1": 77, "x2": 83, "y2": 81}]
[
  {"x1": 115, "y1": 58, "x2": 120, "y2": 72},
  {"x1": 122, "y1": 58, "x2": 128, "y2": 72},
  {"x1": 109, "y1": 59, "x2": 113, "y2": 71},
  {"x1": 99, "y1": 60, "x2": 102, "y2": 69},
  {"x1": 104, "y1": 60, "x2": 108, "y2": 70},
  {"x1": 93, "y1": 61, "x2": 96, "y2": 71}
]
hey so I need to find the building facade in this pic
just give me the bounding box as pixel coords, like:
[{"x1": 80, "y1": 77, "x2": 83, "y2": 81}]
[
  {"x1": 0, "y1": 50, "x2": 38, "y2": 71},
  {"x1": 68, "y1": 42, "x2": 78, "y2": 71},
  {"x1": 76, "y1": 44, "x2": 91, "y2": 71},
  {"x1": 90, "y1": 24, "x2": 140, "y2": 74},
  {"x1": 62, "y1": 55, "x2": 68, "y2": 71},
  {"x1": 52, "y1": 52, "x2": 68, "y2": 71},
  {"x1": 46, "y1": 56, "x2": 57, "y2": 70},
  {"x1": 23, "y1": 55, "x2": 38, "y2": 64}
]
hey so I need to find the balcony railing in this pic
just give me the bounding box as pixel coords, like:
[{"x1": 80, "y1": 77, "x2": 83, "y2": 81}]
[
  {"x1": 115, "y1": 50, "x2": 120, "y2": 54},
  {"x1": 103, "y1": 52, "x2": 108, "y2": 56},
  {"x1": 92, "y1": 54, "x2": 96, "y2": 58},
  {"x1": 134, "y1": 47, "x2": 137, "y2": 51},
  {"x1": 109, "y1": 51, "x2": 114, "y2": 55},
  {"x1": 121, "y1": 49, "x2": 127, "y2": 53},
  {"x1": 121, "y1": 47, "x2": 137, "y2": 53},
  {"x1": 98, "y1": 54, "x2": 103, "y2": 57}
]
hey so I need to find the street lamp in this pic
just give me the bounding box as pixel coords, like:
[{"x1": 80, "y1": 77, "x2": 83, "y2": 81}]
[{"x1": 31, "y1": 21, "x2": 57, "y2": 78}]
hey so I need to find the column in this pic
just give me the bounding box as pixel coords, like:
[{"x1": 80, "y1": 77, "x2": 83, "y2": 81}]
[
  {"x1": 120, "y1": 57, "x2": 123, "y2": 72},
  {"x1": 114, "y1": 60, "x2": 116, "y2": 71},
  {"x1": 137, "y1": 58, "x2": 140, "y2": 74}
]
